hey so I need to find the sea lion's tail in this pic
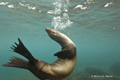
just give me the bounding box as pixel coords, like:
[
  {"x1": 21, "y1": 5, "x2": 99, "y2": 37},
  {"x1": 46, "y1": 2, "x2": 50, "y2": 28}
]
[{"x1": 3, "y1": 56, "x2": 29, "y2": 69}]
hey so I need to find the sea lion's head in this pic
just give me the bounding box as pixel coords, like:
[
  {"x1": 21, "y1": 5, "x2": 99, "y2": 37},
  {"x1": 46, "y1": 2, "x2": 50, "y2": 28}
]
[
  {"x1": 46, "y1": 28, "x2": 65, "y2": 40},
  {"x1": 46, "y1": 28, "x2": 75, "y2": 48}
]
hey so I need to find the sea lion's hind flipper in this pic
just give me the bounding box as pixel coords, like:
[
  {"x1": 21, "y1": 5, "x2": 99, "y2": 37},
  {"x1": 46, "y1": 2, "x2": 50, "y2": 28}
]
[
  {"x1": 3, "y1": 56, "x2": 29, "y2": 69},
  {"x1": 11, "y1": 38, "x2": 35, "y2": 64},
  {"x1": 54, "y1": 50, "x2": 74, "y2": 59}
]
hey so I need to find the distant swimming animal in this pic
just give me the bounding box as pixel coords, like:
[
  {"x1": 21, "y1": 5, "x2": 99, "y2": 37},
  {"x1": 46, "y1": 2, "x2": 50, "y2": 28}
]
[{"x1": 3, "y1": 28, "x2": 77, "y2": 80}]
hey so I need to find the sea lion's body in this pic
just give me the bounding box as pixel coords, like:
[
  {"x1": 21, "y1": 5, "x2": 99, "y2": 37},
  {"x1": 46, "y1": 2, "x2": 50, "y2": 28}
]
[{"x1": 3, "y1": 28, "x2": 77, "y2": 80}]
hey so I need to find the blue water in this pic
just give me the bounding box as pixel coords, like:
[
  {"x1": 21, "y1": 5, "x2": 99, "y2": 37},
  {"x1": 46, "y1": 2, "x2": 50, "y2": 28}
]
[{"x1": 0, "y1": 0, "x2": 120, "y2": 80}]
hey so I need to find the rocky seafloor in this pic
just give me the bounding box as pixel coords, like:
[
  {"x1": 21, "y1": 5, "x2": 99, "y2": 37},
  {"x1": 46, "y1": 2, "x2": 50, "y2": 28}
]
[{"x1": 66, "y1": 62, "x2": 120, "y2": 80}]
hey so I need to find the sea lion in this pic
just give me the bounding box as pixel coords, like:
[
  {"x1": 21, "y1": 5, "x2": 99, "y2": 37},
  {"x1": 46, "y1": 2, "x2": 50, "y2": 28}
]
[{"x1": 3, "y1": 28, "x2": 77, "y2": 80}]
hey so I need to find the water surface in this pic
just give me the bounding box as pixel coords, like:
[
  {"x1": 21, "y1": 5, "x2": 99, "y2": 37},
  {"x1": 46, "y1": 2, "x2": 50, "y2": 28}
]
[{"x1": 0, "y1": 0, "x2": 120, "y2": 80}]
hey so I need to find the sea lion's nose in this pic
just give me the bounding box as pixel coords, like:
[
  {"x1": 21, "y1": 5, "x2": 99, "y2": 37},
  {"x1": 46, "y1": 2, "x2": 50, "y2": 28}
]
[
  {"x1": 46, "y1": 28, "x2": 50, "y2": 31},
  {"x1": 46, "y1": 28, "x2": 54, "y2": 32}
]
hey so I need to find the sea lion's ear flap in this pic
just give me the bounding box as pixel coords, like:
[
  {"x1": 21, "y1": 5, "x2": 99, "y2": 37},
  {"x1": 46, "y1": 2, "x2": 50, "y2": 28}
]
[{"x1": 54, "y1": 50, "x2": 73, "y2": 59}]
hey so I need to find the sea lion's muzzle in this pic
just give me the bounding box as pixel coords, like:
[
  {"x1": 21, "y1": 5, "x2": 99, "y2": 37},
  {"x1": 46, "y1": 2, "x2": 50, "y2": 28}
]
[{"x1": 46, "y1": 28, "x2": 55, "y2": 33}]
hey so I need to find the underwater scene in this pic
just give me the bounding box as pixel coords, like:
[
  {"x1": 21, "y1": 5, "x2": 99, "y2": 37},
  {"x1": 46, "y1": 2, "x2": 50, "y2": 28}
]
[{"x1": 0, "y1": 0, "x2": 120, "y2": 80}]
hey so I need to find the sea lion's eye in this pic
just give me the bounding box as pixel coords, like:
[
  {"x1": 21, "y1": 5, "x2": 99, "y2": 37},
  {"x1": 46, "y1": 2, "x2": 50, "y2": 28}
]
[{"x1": 52, "y1": 32, "x2": 56, "y2": 35}]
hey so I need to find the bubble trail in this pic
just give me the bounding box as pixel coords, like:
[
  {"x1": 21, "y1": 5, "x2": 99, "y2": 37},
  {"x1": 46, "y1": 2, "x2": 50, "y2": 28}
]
[{"x1": 51, "y1": 0, "x2": 73, "y2": 30}]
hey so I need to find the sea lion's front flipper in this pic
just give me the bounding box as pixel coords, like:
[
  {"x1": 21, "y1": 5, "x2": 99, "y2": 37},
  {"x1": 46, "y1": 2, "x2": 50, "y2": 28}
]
[
  {"x1": 54, "y1": 50, "x2": 74, "y2": 59},
  {"x1": 11, "y1": 38, "x2": 36, "y2": 64}
]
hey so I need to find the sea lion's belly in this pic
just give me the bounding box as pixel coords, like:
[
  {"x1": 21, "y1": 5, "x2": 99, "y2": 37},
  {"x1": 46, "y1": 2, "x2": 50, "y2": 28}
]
[{"x1": 51, "y1": 59, "x2": 76, "y2": 76}]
